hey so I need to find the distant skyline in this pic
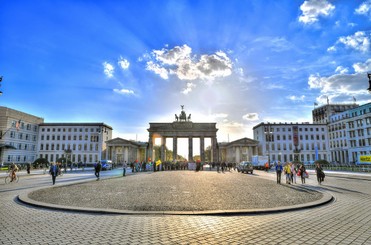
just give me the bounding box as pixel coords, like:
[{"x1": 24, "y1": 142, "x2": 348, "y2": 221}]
[{"x1": 1, "y1": 0, "x2": 371, "y2": 148}]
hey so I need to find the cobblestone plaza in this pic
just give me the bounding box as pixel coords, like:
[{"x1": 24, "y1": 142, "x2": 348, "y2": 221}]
[{"x1": 1, "y1": 169, "x2": 370, "y2": 244}]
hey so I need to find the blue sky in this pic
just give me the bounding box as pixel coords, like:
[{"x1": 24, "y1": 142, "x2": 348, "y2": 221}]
[{"x1": 1, "y1": 0, "x2": 371, "y2": 146}]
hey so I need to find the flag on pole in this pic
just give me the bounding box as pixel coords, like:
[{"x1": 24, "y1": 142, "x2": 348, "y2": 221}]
[
  {"x1": 353, "y1": 96, "x2": 356, "y2": 102},
  {"x1": 314, "y1": 102, "x2": 318, "y2": 106}
]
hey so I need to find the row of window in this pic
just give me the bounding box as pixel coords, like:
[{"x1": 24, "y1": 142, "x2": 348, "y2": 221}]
[
  {"x1": 39, "y1": 153, "x2": 99, "y2": 163},
  {"x1": 41, "y1": 127, "x2": 104, "y2": 133},
  {"x1": 265, "y1": 127, "x2": 325, "y2": 133},
  {"x1": 269, "y1": 153, "x2": 327, "y2": 163},
  {"x1": 329, "y1": 140, "x2": 347, "y2": 148},
  {"x1": 266, "y1": 142, "x2": 327, "y2": 151},
  {"x1": 7, "y1": 155, "x2": 35, "y2": 162},
  {"x1": 9, "y1": 131, "x2": 37, "y2": 141},
  {"x1": 349, "y1": 139, "x2": 371, "y2": 147},
  {"x1": 39, "y1": 143, "x2": 99, "y2": 152},
  {"x1": 40, "y1": 134, "x2": 100, "y2": 142},
  {"x1": 11, "y1": 121, "x2": 38, "y2": 132},
  {"x1": 265, "y1": 134, "x2": 326, "y2": 141}
]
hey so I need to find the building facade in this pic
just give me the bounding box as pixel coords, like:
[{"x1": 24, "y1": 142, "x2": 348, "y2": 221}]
[
  {"x1": 0, "y1": 107, "x2": 44, "y2": 164},
  {"x1": 37, "y1": 123, "x2": 113, "y2": 164},
  {"x1": 218, "y1": 138, "x2": 259, "y2": 163},
  {"x1": 253, "y1": 122, "x2": 329, "y2": 164},
  {"x1": 312, "y1": 103, "x2": 358, "y2": 124},
  {"x1": 106, "y1": 138, "x2": 148, "y2": 164},
  {"x1": 328, "y1": 103, "x2": 371, "y2": 164}
]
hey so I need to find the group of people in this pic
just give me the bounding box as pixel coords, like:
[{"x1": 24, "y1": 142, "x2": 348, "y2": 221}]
[{"x1": 275, "y1": 162, "x2": 325, "y2": 185}]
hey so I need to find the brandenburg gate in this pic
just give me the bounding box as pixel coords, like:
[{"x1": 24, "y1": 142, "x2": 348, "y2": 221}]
[{"x1": 147, "y1": 106, "x2": 218, "y2": 163}]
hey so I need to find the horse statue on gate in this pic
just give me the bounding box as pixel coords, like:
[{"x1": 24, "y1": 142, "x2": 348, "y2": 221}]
[{"x1": 175, "y1": 114, "x2": 179, "y2": 121}]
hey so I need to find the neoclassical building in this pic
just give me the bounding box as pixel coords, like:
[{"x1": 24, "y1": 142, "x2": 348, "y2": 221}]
[
  {"x1": 218, "y1": 138, "x2": 259, "y2": 163},
  {"x1": 106, "y1": 107, "x2": 259, "y2": 164}
]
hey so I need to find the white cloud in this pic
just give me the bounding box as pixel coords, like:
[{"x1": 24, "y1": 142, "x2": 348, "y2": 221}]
[
  {"x1": 146, "y1": 61, "x2": 169, "y2": 79},
  {"x1": 335, "y1": 66, "x2": 349, "y2": 74},
  {"x1": 299, "y1": 0, "x2": 335, "y2": 24},
  {"x1": 181, "y1": 82, "x2": 196, "y2": 95},
  {"x1": 287, "y1": 95, "x2": 306, "y2": 101},
  {"x1": 353, "y1": 59, "x2": 371, "y2": 73},
  {"x1": 113, "y1": 88, "x2": 135, "y2": 95},
  {"x1": 308, "y1": 59, "x2": 371, "y2": 103},
  {"x1": 118, "y1": 57, "x2": 130, "y2": 70},
  {"x1": 355, "y1": 0, "x2": 371, "y2": 19},
  {"x1": 338, "y1": 31, "x2": 370, "y2": 53},
  {"x1": 103, "y1": 62, "x2": 114, "y2": 78},
  {"x1": 327, "y1": 46, "x2": 336, "y2": 52},
  {"x1": 145, "y1": 44, "x2": 233, "y2": 83},
  {"x1": 242, "y1": 113, "x2": 259, "y2": 121}
]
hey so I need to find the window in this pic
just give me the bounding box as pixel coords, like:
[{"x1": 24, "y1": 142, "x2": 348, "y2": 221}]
[{"x1": 46, "y1": 135, "x2": 50, "y2": 140}]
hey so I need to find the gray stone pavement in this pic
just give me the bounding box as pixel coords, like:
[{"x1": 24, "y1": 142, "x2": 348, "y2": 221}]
[{"x1": 1, "y1": 169, "x2": 370, "y2": 244}]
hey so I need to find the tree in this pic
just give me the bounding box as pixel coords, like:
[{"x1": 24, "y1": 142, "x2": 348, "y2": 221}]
[
  {"x1": 32, "y1": 158, "x2": 49, "y2": 168},
  {"x1": 315, "y1": 159, "x2": 330, "y2": 165}
]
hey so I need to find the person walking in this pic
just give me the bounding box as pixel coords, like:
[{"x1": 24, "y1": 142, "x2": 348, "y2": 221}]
[
  {"x1": 299, "y1": 164, "x2": 306, "y2": 184},
  {"x1": 265, "y1": 162, "x2": 269, "y2": 172},
  {"x1": 290, "y1": 163, "x2": 297, "y2": 184},
  {"x1": 94, "y1": 161, "x2": 102, "y2": 180},
  {"x1": 26, "y1": 163, "x2": 31, "y2": 174},
  {"x1": 284, "y1": 163, "x2": 292, "y2": 184},
  {"x1": 49, "y1": 162, "x2": 59, "y2": 185},
  {"x1": 315, "y1": 163, "x2": 325, "y2": 184},
  {"x1": 275, "y1": 162, "x2": 283, "y2": 184},
  {"x1": 123, "y1": 161, "x2": 127, "y2": 176}
]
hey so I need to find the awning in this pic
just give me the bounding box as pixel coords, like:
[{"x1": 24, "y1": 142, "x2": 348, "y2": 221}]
[{"x1": 0, "y1": 144, "x2": 17, "y2": 150}]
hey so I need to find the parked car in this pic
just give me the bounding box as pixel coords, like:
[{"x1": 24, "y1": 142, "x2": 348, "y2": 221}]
[
  {"x1": 101, "y1": 160, "x2": 112, "y2": 171},
  {"x1": 237, "y1": 161, "x2": 254, "y2": 174}
]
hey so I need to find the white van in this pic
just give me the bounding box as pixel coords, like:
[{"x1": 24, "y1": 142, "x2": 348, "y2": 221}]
[{"x1": 101, "y1": 160, "x2": 112, "y2": 170}]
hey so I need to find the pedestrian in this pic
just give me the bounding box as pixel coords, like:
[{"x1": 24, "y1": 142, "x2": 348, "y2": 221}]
[
  {"x1": 275, "y1": 161, "x2": 283, "y2": 184},
  {"x1": 49, "y1": 162, "x2": 59, "y2": 185},
  {"x1": 284, "y1": 163, "x2": 291, "y2": 184},
  {"x1": 299, "y1": 164, "x2": 307, "y2": 184},
  {"x1": 290, "y1": 163, "x2": 297, "y2": 184},
  {"x1": 315, "y1": 163, "x2": 325, "y2": 184},
  {"x1": 26, "y1": 163, "x2": 31, "y2": 174},
  {"x1": 123, "y1": 161, "x2": 127, "y2": 176},
  {"x1": 265, "y1": 162, "x2": 269, "y2": 172},
  {"x1": 94, "y1": 161, "x2": 102, "y2": 180}
]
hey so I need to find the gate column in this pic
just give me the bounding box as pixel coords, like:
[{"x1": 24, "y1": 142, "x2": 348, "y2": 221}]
[
  {"x1": 188, "y1": 137, "x2": 193, "y2": 162},
  {"x1": 200, "y1": 136, "x2": 205, "y2": 162},
  {"x1": 173, "y1": 136, "x2": 177, "y2": 161}
]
